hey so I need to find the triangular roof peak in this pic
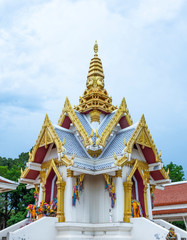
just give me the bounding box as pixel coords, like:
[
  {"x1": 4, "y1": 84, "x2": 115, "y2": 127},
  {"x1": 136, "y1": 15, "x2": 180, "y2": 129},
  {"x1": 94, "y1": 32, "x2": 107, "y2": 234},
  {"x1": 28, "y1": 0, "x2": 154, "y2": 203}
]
[
  {"x1": 124, "y1": 114, "x2": 161, "y2": 162},
  {"x1": 28, "y1": 113, "x2": 63, "y2": 163},
  {"x1": 57, "y1": 97, "x2": 93, "y2": 147},
  {"x1": 96, "y1": 97, "x2": 133, "y2": 147}
]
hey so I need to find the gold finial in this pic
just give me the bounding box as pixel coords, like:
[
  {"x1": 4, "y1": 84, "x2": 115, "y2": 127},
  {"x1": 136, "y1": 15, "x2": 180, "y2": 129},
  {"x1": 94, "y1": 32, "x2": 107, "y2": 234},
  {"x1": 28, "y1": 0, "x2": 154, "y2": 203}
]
[
  {"x1": 94, "y1": 40, "x2": 98, "y2": 54},
  {"x1": 95, "y1": 129, "x2": 99, "y2": 138},
  {"x1": 124, "y1": 138, "x2": 127, "y2": 146},
  {"x1": 90, "y1": 129, "x2": 94, "y2": 138},
  {"x1": 114, "y1": 152, "x2": 117, "y2": 161}
]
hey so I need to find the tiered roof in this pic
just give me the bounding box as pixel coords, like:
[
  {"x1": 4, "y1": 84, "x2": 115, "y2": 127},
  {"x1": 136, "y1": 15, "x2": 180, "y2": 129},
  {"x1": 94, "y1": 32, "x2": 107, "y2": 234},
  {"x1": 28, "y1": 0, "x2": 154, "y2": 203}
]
[{"x1": 20, "y1": 42, "x2": 169, "y2": 185}]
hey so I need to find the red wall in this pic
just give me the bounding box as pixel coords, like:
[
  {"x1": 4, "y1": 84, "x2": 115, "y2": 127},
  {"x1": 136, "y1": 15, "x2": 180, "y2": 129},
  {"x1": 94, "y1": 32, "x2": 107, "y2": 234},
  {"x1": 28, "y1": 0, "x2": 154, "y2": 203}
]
[
  {"x1": 45, "y1": 170, "x2": 55, "y2": 203},
  {"x1": 134, "y1": 169, "x2": 145, "y2": 217}
]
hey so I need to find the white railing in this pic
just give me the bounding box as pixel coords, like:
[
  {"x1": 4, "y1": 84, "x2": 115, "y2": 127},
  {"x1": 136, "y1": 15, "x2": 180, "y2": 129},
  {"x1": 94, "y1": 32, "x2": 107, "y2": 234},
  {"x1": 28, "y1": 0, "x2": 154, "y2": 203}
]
[
  {"x1": 131, "y1": 217, "x2": 169, "y2": 240},
  {"x1": 8, "y1": 217, "x2": 58, "y2": 240},
  {"x1": 154, "y1": 219, "x2": 187, "y2": 240},
  {"x1": 0, "y1": 219, "x2": 29, "y2": 240}
]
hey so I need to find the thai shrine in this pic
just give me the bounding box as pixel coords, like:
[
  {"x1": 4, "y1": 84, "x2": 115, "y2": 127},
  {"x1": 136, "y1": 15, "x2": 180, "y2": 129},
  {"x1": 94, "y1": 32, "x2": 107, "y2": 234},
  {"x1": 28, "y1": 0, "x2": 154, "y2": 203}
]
[{"x1": 16, "y1": 41, "x2": 176, "y2": 239}]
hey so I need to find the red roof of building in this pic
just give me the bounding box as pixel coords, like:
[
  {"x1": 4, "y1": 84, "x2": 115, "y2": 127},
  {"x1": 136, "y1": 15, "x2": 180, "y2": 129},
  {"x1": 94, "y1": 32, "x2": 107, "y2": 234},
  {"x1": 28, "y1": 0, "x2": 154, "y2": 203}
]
[
  {"x1": 0, "y1": 176, "x2": 19, "y2": 193},
  {"x1": 154, "y1": 182, "x2": 187, "y2": 206}
]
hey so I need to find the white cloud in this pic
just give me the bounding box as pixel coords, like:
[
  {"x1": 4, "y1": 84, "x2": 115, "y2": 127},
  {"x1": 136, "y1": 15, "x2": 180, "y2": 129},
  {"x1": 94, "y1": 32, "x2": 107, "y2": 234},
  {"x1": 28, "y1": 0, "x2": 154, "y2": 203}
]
[{"x1": 0, "y1": 0, "x2": 187, "y2": 174}]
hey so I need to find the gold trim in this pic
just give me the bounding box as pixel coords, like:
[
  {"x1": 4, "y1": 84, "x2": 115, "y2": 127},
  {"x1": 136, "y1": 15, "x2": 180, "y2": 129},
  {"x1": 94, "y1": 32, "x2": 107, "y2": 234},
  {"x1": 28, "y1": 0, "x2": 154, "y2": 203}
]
[
  {"x1": 125, "y1": 114, "x2": 159, "y2": 161},
  {"x1": 114, "y1": 155, "x2": 128, "y2": 167},
  {"x1": 123, "y1": 181, "x2": 133, "y2": 222},
  {"x1": 115, "y1": 170, "x2": 122, "y2": 178},
  {"x1": 56, "y1": 180, "x2": 66, "y2": 222},
  {"x1": 58, "y1": 97, "x2": 92, "y2": 147},
  {"x1": 43, "y1": 159, "x2": 62, "y2": 184},
  {"x1": 160, "y1": 167, "x2": 170, "y2": 179},
  {"x1": 144, "y1": 185, "x2": 149, "y2": 218},
  {"x1": 67, "y1": 169, "x2": 74, "y2": 177},
  {"x1": 126, "y1": 159, "x2": 149, "y2": 184},
  {"x1": 90, "y1": 110, "x2": 101, "y2": 123},
  {"x1": 123, "y1": 114, "x2": 169, "y2": 180},
  {"x1": 40, "y1": 159, "x2": 66, "y2": 222},
  {"x1": 28, "y1": 114, "x2": 63, "y2": 164},
  {"x1": 21, "y1": 167, "x2": 30, "y2": 178},
  {"x1": 96, "y1": 98, "x2": 133, "y2": 147},
  {"x1": 123, "y1": 159, "x2": 150, "y2": 222}
]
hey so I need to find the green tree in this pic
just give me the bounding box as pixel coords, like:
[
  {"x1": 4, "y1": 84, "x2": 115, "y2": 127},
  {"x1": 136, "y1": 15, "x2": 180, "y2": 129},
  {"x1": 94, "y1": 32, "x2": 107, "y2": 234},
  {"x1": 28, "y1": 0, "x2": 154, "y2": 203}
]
[
  {"x1": 0, "y1": 152, "x2": 34, "y2": 229},
  {"x1": 164, "y1": 162, "x2": 185, "y2": 182}
]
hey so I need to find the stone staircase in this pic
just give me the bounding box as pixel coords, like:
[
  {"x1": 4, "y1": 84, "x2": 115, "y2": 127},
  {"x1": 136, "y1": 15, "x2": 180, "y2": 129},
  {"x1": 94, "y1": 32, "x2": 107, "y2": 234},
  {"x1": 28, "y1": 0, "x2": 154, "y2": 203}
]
[
  {"x1": 0, "y1": 219, "x2": 29, "y2": 240},
  {"x1": 1, "y1": 217, "x2": 187, "y2": 240},
  {"x1": 154, "y1": 219, "x2": 187, "y2": 240}
]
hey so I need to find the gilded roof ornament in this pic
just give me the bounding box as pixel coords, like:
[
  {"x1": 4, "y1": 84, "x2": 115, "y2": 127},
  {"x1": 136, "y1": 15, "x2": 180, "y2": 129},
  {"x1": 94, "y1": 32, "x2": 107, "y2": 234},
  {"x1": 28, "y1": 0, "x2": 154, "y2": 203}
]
[
  {"x1": 94, "y1": 40, "x2": 98, "y2": 55},
  {"x1": 75, "y1": 41, "x2": 117, "y2": 114}
]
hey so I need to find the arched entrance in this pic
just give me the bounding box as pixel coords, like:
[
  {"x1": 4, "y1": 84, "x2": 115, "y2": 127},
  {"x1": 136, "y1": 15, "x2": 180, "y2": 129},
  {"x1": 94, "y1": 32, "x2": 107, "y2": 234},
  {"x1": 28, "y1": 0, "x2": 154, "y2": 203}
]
[
  {"x1": 41, "y1": 159, "x2": 66, "y2": 222},
  {"x1": 123, "y1": 160, "x2": 149, "y2": 222}
]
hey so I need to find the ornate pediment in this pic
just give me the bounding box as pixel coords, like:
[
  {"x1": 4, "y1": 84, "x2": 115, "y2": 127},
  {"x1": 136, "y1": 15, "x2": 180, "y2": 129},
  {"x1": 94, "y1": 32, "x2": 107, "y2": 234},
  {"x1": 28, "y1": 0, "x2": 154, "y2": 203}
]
[
  {"x1": 57, "y1": 97, "x2": 93, "y2": 147},
  {"x1": 136, "y1": 128, "x2": 152, "y2": 149},
  {"x1": 96, "y1": 97, "x2": 133, "y2": 147},
  {"x1": 39, "y1": 128, "x2": 54, "y2": 148}
]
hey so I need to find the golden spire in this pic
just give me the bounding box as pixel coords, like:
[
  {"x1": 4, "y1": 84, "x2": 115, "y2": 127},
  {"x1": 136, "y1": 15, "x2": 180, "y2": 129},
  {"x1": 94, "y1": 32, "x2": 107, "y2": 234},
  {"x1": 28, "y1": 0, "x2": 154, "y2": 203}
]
[
  {"x1": 86, "y1": 41, "x2": 104, "y2": 89},
  {"x1": 74, "y1": 41, "x2": 117, "y2": 114}
]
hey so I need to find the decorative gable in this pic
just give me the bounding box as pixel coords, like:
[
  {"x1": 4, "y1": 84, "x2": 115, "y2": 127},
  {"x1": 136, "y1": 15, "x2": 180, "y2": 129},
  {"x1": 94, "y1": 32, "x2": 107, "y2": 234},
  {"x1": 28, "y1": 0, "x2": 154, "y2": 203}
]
[{"x1": 136, "y1": 128, "x2": 152, "y2": 149}]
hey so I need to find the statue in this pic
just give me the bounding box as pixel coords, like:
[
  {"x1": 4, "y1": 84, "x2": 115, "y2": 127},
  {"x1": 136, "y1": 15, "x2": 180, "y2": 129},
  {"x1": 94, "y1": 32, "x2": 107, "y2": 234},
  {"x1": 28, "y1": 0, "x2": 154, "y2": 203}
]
[{"x1": 166, "y1": 227, "x2": 177, "y2": 240}]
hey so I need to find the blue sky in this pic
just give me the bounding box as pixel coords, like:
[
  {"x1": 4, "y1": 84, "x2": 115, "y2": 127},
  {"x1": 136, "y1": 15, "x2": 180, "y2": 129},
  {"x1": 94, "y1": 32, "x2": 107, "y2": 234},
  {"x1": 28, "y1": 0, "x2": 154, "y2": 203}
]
[{"x1": 0, "y1": 0, "x2": 187, "y2": 177}]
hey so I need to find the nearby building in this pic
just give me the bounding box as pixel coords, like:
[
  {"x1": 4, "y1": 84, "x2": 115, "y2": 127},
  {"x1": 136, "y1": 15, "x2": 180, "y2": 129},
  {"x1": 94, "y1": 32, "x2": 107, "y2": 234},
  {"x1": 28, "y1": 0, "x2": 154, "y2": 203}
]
[
  {"x1": 153, "y1": 181, "x2": 187, "y2": 230},
  {"x1": 0, "y1": 176, "x2": 19, "y2": 193},
  {"x1": 2, "y1": 42, "x2": 187, "y2": 240}
]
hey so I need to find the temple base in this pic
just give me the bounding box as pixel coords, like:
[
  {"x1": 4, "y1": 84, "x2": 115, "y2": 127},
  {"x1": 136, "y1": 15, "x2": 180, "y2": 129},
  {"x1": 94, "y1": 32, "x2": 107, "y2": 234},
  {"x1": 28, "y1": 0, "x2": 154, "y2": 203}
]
[{"x1": 55, "y1": 222, "x2": 133, "y2": 240}]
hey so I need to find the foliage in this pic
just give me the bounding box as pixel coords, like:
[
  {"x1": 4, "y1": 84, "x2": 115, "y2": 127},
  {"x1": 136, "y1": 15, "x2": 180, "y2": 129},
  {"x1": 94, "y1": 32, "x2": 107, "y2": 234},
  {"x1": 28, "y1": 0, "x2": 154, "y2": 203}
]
[
  {"x1": 164, "y1": 161, "x2": 185, "y2": 182},
  {"x1": 0, "y1": 152, "x2": 34, "y2": 229},
  {"x1": 171, "y1": 221, "x2": 186, "y2": 231}
]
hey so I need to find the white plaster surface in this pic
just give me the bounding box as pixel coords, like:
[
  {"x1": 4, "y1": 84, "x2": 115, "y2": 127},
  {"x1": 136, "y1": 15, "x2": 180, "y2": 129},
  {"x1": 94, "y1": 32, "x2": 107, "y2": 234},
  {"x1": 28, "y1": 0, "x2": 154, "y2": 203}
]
[
  {"x1": 7, "y1": 217, "x2": 58, "y2": 240},
  {"x1": 147, "y1": 183, "x2": 153, "y2": 220},
  {"x1": 64, "y1": 174, "x2": 116, "y2": 223},
  {"x1": 115, "y1": 175, "x2": 124, "y2": 222},
  {"x1": 0, "y1": 219, "x2": 28, "y2": 240},
  {"x1": 55, "y1": 222, "x2": 133, "y2": 240},
  {"x1": 2, "y1": 217, "x2": 182, "y2": 240},
  {"x1": 131, "y1": 218, "x2": 168, "y2": 240}
]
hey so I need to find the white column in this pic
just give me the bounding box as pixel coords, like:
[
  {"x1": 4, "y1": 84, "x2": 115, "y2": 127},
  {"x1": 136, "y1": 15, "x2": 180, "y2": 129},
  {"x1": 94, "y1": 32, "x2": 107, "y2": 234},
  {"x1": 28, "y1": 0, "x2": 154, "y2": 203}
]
[
  {"x1": 38, "y1": 184, "x2": 43, "y2": 204},
  {"x1": 64, "y1": 176, "x2": 74, "y2": 222},
  {"x1": 147, "y1": 183, "x2": 153, "y2": 220},
  {"x1": 115, "y1": 172, "x2": 124, "y2": 222}
]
